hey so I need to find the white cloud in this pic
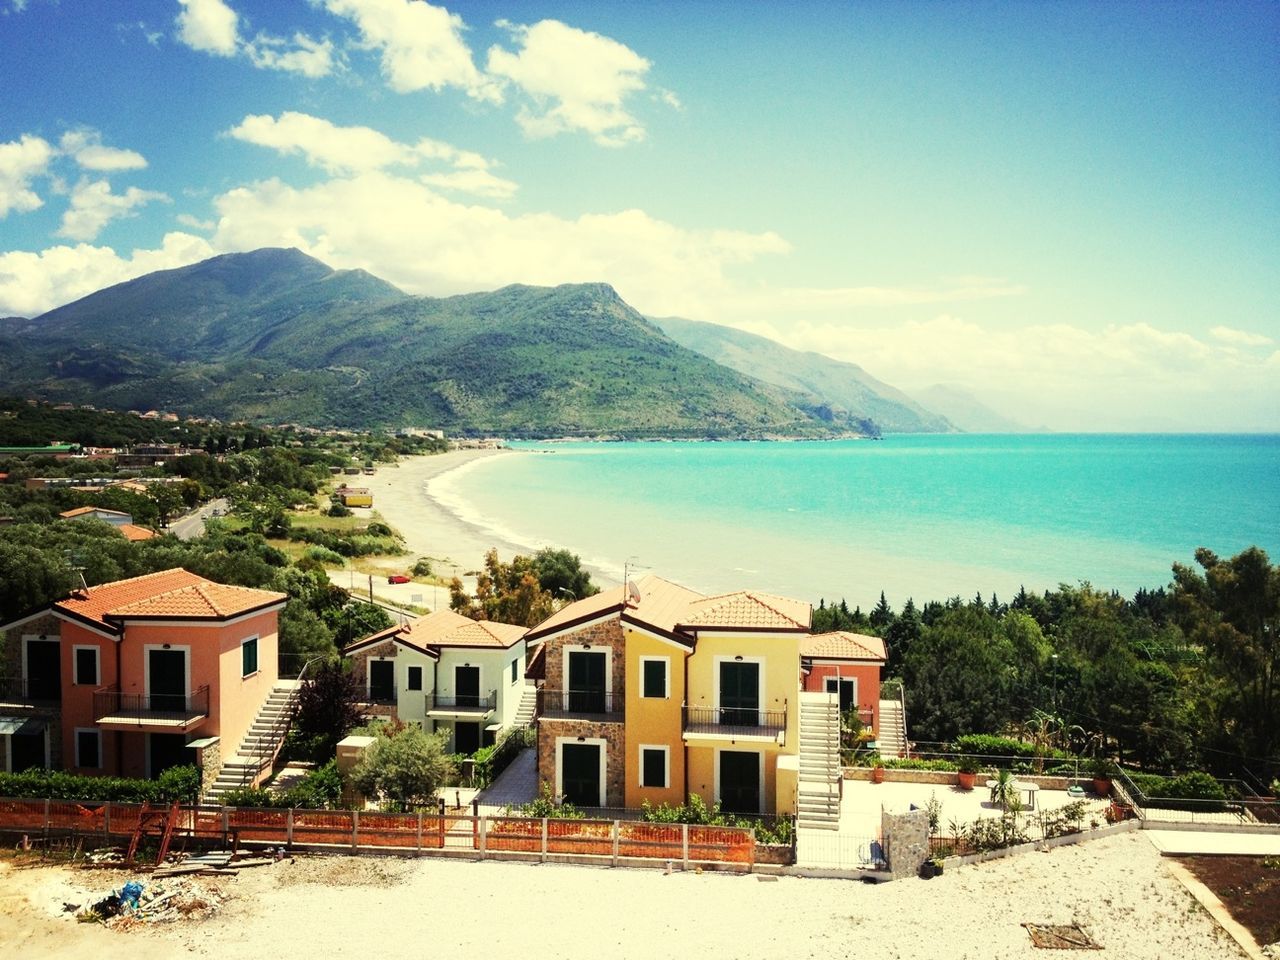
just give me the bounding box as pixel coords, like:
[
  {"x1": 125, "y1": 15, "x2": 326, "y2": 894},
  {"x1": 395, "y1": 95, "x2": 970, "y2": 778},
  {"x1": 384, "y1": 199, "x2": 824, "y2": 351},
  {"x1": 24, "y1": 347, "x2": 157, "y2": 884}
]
[
  {"x1": 1209, "y1": 325, "x2": 1273, "y2": 348},
  {"x1": 56, "y1": 179, "x2": 171, "y2": 241},
  {"x1": 175, "y1": 0, "x2": 238, "y2": 57},
  {"x1": 245, "y1": 31, "x2": 336, "y2": 79},
  {"x1": 60, "y1": 130, "x2": 148, "y2": 172},
  {"x1": 176, "y1": 213, "x2": 215, "y2": 230},
  {"x1": 227, "y1": 111, "x2": 516, "y2": 198},
  {"x1": 206, "y1": 170, "x2": 786, "y2": 315},
  {"x1": 324, "y1": 0, "x2": 499, "y2": 101},
  {"x1": 0, "y1": 232, "x2": 214, "y2": 317},
  {"x1": 487, "y1": 19, "x2": 654, "y2": 147},
  {"x1": 0, "y1": 134, "x2": 54, "y2": 217}
]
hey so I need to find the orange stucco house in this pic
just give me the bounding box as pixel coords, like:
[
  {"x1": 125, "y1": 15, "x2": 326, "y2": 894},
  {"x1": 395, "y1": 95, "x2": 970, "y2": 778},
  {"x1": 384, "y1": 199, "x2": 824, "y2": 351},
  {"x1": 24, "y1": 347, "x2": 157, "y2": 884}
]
[
  {"x1": 799, "y1": 632, "x2": 887, "y2": 736},
  {"x1": 0, "y1": 569, "x2": 287, "y2": 785}
]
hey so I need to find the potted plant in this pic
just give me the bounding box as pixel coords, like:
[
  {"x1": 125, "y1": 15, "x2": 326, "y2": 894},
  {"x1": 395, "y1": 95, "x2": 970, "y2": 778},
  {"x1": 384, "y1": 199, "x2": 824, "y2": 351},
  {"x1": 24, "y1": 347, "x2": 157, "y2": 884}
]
[
  {"x1": 871, "y1": 757, "x2": 886, "y2": 784},
  {"x1": 956, "y1": 757, "x2": 979, "y2": 791},
  {"x1": 1090, "y1": 756, "x2": 1117, "y2": 797}
]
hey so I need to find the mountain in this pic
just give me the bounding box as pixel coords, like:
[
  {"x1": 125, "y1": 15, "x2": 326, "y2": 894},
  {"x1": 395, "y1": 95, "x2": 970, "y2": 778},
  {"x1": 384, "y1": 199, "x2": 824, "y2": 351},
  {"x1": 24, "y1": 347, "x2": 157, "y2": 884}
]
[
  {"x1": 651, "y1": 315, "x2": 954, "y2": 433},
  {"x1": 912, "y1": 383, "x2": 1034, "y2": 433},
  {"x1": 2, "y1": 249, "x2": 877, "y2": 438}
]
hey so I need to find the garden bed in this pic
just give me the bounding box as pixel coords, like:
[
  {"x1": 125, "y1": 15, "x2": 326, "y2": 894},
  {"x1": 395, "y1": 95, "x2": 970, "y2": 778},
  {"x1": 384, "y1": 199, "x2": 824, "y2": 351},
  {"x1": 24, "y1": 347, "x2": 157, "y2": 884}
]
[{"x1": 1180, "y1": 855, "x2": 1280, "y2": 949}]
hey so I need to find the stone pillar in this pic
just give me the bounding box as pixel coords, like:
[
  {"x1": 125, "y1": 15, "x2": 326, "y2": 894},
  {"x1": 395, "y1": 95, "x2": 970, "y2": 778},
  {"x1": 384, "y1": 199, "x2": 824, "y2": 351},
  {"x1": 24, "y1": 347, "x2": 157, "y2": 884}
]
[
  {"x1": 337, "y1": 735, "x2": 377, "y2": 808},
  {"x1": 881, "y1": 806, "x2": 930, "y2": 880}
]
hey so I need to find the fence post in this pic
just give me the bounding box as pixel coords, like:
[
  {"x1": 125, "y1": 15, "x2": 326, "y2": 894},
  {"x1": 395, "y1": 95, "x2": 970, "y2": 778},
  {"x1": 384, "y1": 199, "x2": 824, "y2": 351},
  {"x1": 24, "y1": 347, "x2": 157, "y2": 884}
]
[
  {"x1": 221, "y1": 807, "x2": 229, "y2": 845},
  {"x1": 612, "y1": 820, "x2": 620, "y2": 867},
  {"x1": 479, "y1": 816, "x2": 487, "y2": 859},
  {"x1": 682, "y1": 823, "x2": 689, "y2": 870},
  {"x1": 43, "y1": 798, "x2": 50, "y2": 830},
  {"x1": 287, "y1": 808, "x2": 294, "y2": 846},
  {"x1": 541, "y1": 817, "x2": 548, "y2": 863},
  {"x1": 748, "y1": 827, "x2": 756, "y2": 872},
  {"x1": 416, "y1": 810, "x2": 423, "y2": 853},
  {"x1": 104, "y1": 801, "x2": 112, "y2": 839},
  {"x1": 352, "y1": 810, "x2": 359, "y2": 852}
]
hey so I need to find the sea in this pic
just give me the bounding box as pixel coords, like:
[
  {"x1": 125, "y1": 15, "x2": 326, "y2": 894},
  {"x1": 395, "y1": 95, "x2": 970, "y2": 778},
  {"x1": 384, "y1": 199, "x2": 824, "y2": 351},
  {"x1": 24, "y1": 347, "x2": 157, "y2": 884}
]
[{"x1": 429, "y1": 434, "x2": 1280, "y2": 610}]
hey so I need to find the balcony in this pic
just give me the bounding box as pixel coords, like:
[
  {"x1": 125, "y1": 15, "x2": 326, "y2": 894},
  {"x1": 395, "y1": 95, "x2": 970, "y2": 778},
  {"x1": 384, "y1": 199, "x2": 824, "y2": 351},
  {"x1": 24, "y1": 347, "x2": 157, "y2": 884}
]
[
  {"x1": 0, "y1": 676, "x2": 60, "y2": 708},
  {"x1": 682, "y1": 703, "x2": 787, "y2": 742},
  {"x1": 536, "y1": 689, "x2": 624, "y2": 722},
  {"x1": 92, "y1": 684, "x2": 210, "y2": 731},
  {"x1": 426, "y1": 690, "x2": 497, "y2": 718},
  {"x1": 366, "y1": 683, "x2": 397, "y2": 706}
]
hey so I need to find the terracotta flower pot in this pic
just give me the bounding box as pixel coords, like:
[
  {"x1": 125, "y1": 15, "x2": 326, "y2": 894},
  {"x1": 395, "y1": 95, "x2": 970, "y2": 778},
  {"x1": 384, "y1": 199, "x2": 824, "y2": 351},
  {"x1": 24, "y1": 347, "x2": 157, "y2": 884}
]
[
  {"x1": 1092, "y1": 777, "x2": 1112, "y2": 798},
  {"x1": 871, "y1": 766, "x2": 886, "y2": 784},
  {"x1": 957, "y1": 771, "x2": 977, "y2": 790}
]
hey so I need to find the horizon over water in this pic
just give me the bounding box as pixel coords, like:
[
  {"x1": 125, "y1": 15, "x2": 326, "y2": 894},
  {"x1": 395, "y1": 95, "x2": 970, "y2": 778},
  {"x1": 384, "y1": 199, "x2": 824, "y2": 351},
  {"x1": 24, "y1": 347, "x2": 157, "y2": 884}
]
[{"x1": 430, "y1": 434, "x2": 1279, "y2": 610}]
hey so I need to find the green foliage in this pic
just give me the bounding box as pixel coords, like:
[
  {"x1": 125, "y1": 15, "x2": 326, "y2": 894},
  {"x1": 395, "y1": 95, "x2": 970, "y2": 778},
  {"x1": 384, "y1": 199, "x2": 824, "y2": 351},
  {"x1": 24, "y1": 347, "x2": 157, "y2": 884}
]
[
  {"x1": 220, "y1": 761, "x2": 344, "y2": 809},
  {"x1": 410, "y1": 557, "x2": 433, "y2": 577},
  {"x1": 639, "y1": 794, "x2": 794, "y2": 845},
  {"x1": 351, "y1": 725, "x2": 454, "y2": 807},
  {"x1": 515, "y1": 783, "x2": 587, "y2": 819},
  {"x1": 880, "y1": 757, "x2": 959, "y2": 772},
  {"x1": 0, "y1": 765, "x2": 200, "y2": 803},
  {"x1": 327, "y1": 503, "x2": 352, "y2": 518},
  {"x1": 953, "y1": 734, "x2": 1043, "y2": 761},
  {"x1": 1126, "y1": 770, "x2": 1228, "y2": 810},
  {"x1": 291, "y1": 661, "x2": 362, "y2": 763},
  {"x1": 324, "y1": 601, "x2": 393, "y2": 647},
  {"x1": 304, "y1": 545, "x2": 345, "y2": 565},
  {"x1": 450, "y1": 548, "x2": 556, "y2": 628},
  {"x1": 530, "y1": 547, "x2": 599, "y2": 601}
]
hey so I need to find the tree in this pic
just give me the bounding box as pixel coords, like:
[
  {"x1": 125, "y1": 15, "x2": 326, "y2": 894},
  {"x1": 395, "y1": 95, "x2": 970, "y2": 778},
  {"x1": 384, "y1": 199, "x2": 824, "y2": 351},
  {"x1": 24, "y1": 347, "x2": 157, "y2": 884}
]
[
  {"x1": 869, "y1": 591, "x2": 895, "y2": 631},
  {"x1": 323, "y1": 600, "x2": 393, "y2": 647},
  {"x1": 450, "y1": 549, "x2": 556, "y2": 627},
  {"x1": 149, "y1": 484, "x2": 185, "y2": 527},
  {"x1": 292, "y1": 661, "x2": 362, "y2": 762},
  {"x1": 531, "y1": 547, "x2": 598, "y2": 601},
  {"x1": 350, "y1": 724, "x2": 454, "y2": 808},
  {"x1": 1173, "y1": 546, "x2": 1279, "y2": 773}
]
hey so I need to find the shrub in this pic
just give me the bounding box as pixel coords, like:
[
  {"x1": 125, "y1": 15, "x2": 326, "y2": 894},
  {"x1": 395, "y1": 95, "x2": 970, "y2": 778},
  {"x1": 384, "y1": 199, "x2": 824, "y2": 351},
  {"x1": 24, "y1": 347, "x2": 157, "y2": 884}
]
[
  {"x1": 304, "y1": 545, "x2": 345, "y2": 566},
  {"x1": 516, "y1": 784, "x2": 585, "y2": 819},
  {"x1": 411, "y1": 558, "x2": 433, "y2": 577},
  {"x1": 0, "y1": 765, "x2": 201, "y2": 803},
  {"x1": 221, "y1": 786, "x2": 276, "y2": 808},
  {"x1": 327, "y1": 503, "x2": 352, "y2": 517},
  {"x1": 1125, "y1": 769, "x2": 1229, "y2": 811},
  {"x1": 351, "y1": 725, "x2": 454, "y2": 807},
  {"x1": 881, "y1": 757, "x2": 958, "y2": 772}
]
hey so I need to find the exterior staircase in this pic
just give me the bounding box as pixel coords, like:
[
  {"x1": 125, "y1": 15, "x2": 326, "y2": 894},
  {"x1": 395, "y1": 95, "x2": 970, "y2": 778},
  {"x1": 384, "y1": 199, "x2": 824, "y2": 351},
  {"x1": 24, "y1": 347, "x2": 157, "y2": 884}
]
[
  {"x1": 202, "y1": 681, "x2": 300, "y2": 804},
  {"x1": 878, "y1": 697, "x2": 908, "y2": 758},
  {"x1": 512, "y1": 682, "x2": 537, "y2": 727},
  {"x1": 796, "y1": 691, "x2": 842, "y2": 830}
]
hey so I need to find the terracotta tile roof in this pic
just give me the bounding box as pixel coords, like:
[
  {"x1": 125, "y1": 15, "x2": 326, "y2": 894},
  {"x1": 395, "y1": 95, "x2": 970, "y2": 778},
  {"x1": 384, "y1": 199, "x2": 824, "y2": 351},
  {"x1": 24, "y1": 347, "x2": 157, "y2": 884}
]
[
  {"x1": 344, "y1": 609, "x2": 524, "y2": 656},
  {"x1": 801, "y1": 631, "x2": 887, "y2": 662},
  {"x1": 118, "y1": 524, "x2": 156, "y2": 541},
  {"x1": 54, "y1": 568, "x2": 285, "y2": 630},
  {"x1": 680, "y1": 591, "x2": 811, "y2": 632}
]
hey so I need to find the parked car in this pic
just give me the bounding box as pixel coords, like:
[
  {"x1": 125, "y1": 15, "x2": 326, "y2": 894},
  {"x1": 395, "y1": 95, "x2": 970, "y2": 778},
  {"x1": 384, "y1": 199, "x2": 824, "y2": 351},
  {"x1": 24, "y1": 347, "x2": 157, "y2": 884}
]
[{"x1": 387, "y1": 574, "x2": 411, "y2": 584}]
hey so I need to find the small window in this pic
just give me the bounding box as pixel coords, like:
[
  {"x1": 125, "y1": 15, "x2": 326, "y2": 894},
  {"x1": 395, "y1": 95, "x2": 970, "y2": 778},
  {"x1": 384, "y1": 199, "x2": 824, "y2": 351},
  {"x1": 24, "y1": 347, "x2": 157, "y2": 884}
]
[
  {"x1": 74, "y1": 647, "x2": 99, "y2": 686},
  {"x1": 241, "y1": 637, "x2": 259, "y2": 677},
  {"x1": 641, "y1": 658, "x2": 668, "y2": 699},
  {"x1": 76, "y1": 729, "x2": 101, "y2": 769},
  {"x1": 640, "y1": 746, "x2": 667, "y2": 789},
  {"x1": 511, "y1": 659, "x2": 518, "y2": 684},
  {"x1": 407, "y1": 665, "x2": 423, "y2": 692}
]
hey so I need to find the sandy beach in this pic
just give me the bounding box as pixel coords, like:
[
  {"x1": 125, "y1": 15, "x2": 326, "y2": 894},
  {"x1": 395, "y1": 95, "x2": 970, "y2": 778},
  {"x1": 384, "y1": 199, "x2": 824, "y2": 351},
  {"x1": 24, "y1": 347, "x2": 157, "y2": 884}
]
[{"x1": 0, "y1": 832, "x2": 1247, "y2": 959}]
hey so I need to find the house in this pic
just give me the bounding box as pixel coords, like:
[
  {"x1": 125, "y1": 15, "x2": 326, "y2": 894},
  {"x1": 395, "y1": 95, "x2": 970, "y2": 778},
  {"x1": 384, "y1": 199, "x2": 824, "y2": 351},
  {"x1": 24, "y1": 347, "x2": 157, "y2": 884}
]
[
  {"x1": 335, "y1": 485, "x2": 373, "y2": 508},
  {"x1": 0, "y1": 569, "x2": 288, "y2": 786},
  {"x1": 799, "y1": 632, "x2": 886, "y2": 736},
  {"x1": 523, "y1": 574, "x2": 821, "y2": 817},
  {"x1": 59, "y1": 506, "x2": 157, "y2": 542},
  {"x1": 344, "y1": 610, "x2": 534, "y2": 754}
]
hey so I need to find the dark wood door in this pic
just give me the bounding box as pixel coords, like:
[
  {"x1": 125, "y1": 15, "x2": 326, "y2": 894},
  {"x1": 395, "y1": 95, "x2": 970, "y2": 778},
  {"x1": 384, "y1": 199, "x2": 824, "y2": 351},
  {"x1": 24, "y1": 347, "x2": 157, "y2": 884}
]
[
  {"x1": 369, "y1": 660, "x2": 395, "y2": 703},
  {"x1": 720, "y1": 750, "x2": 760, "y2": 814},
  {"x1": 25, "y1": 640, "x2": 61, "y2": 702},
  {"x1": 719, "y1": 662, "x2": 760, "y2": 726},
  {"x1": 567, "y1": 651, "x2": 606, "y2": 712},
  {"x1": 148, "y1": 733, "x2": 188, "y2": 778},
  {"x1": 148, "y1": 650, "x2": 186, "y2": 712},
  {"x1": 454, "y1": 721, "x2": 480, "y2": 756},
  {"x1": 455, "y1": 665, "x2": 480, "y2": 707},
  {"x1": 561, "y1": 743, "x2": 601, "y2": 806}
]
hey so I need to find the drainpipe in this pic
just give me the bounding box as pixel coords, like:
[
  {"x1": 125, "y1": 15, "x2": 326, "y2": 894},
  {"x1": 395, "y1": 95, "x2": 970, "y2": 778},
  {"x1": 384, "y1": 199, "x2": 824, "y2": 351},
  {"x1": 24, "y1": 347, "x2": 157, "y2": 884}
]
[
  {"x1": 114, "y1": 630, "x2": 123, "y2": 777},
  {"x1": 682, "y1": 648, "x2": 690, "y2": 803}
]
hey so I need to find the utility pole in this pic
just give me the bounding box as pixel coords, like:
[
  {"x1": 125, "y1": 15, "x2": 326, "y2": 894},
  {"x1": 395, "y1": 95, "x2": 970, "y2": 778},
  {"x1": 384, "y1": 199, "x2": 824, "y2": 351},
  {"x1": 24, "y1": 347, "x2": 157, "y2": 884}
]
[{"x1": 1051, "y1": 653, "x2": 1059, "y2": 719}]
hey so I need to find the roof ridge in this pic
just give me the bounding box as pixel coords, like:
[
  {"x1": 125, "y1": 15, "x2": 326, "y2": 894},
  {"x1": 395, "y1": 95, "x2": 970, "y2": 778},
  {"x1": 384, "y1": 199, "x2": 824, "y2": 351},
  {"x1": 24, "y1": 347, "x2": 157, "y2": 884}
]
[{"x1": 742, "y1": 591, "x2": 806, "y2": 628}]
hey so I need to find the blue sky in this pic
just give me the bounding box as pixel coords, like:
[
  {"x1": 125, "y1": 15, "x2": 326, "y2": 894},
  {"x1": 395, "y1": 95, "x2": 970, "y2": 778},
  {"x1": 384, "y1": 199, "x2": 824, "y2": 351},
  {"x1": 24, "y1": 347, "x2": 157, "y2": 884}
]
[{"x1": 1, "y1": 0, "x2": 1276, "y2": 430}]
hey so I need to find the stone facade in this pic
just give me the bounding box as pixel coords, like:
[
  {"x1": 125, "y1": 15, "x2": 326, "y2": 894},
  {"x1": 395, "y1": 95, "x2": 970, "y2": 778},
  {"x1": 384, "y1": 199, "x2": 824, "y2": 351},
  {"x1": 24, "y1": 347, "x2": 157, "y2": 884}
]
[
  {"x1": 881, "y1": 806, "x2": 931, "y2": 880},
  {"x1": 541, "y1": 619, "x2": 626, "y2": 696},
  {"x1": 347, "y1": 639, "x2": 398, "y2": 689},
  {"x1": 2, "y1": 614, "x2": 65, "y2": 772},
  {"x1": 537, "y1": 718, "x2": 626, "y2": 808}
]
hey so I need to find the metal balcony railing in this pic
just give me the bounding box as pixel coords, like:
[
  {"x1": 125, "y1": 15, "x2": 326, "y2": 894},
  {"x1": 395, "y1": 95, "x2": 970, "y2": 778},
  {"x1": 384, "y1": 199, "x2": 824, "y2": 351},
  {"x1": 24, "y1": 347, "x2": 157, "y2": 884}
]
[
  {"x1": 682, "y1": 703, "x2": 787, "y2": 738},
  {"x1": 366, "y1": 682, "x2": 397, "y2": 706},
  {"x1": 0, "y1": 676, "x2": 61, "y2": 706},
  {"x1": 536, "y1": 689, "x2": 624, "y2": 720},
  {"x1": 93, "y1": 684, "x2": 210, "y2": 725},
  {"x1": 426, "y1": 690, "x2": 498, "y2": 714}
]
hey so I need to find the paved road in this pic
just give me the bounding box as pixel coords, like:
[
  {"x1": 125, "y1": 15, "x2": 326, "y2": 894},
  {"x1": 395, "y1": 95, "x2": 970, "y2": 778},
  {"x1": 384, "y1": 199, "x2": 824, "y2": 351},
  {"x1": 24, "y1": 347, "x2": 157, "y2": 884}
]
[{"x1": 167, "y1": 497, "x2": 229, "y2": 540}]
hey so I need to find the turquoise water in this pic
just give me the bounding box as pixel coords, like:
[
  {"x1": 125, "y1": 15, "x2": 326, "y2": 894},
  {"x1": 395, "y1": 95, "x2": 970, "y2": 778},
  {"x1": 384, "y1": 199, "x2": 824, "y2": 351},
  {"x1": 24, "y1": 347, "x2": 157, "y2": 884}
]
[{"x1": 433, "y1": 435, "x2": 1280, "y2": 609}]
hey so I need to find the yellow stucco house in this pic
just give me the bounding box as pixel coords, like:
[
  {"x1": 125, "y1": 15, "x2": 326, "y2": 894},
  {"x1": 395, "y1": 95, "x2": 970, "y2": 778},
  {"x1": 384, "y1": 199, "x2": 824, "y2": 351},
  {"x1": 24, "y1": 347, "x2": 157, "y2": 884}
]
[{"x1": 525, "y1": 574, "x2": 835, "y2": 819}]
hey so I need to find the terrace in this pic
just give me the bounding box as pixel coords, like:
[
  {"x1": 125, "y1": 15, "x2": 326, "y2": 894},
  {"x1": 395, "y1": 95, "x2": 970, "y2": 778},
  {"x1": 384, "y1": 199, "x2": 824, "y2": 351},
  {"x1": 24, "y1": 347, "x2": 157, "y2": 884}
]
[
  {"x1": 681, "y1": 703, "x2": 787, "y2": 742},
  {"x1": 426, "y1": 691, "x2": 498, "y2": 718},
  {"x1": 92, "y1": 684, "x2": 210, "y2": 731}
]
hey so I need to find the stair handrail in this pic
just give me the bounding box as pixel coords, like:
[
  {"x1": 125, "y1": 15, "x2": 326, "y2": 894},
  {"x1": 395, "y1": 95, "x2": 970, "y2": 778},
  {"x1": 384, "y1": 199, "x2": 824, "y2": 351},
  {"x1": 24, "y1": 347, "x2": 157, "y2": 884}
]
[
  {"x1": 222, "y1": 656, "x2": 326, "y2": 797},
  {"x1": 898, "y1": 683, "x2": 910, "y2": 759}
]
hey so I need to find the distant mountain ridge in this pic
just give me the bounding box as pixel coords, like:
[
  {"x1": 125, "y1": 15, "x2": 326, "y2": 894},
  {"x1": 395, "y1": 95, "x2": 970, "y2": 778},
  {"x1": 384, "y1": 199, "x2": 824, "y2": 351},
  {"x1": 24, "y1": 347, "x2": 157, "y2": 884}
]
[
  {"x1": 651, "y1": 315, "x2": 955, "y2": 434},
  {"x1": 912, "y1": 383, "x2": 1034, "y2": 433},
  {"x1": 2, "y1": 248, "x2": 881, "y2": 438}
]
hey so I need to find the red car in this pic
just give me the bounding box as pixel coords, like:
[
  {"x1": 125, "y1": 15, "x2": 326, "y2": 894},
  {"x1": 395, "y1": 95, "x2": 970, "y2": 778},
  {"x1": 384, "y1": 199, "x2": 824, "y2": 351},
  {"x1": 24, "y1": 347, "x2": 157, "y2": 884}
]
[{"x1": 387, "y1": 574, "x2": 411, "y2": 584}]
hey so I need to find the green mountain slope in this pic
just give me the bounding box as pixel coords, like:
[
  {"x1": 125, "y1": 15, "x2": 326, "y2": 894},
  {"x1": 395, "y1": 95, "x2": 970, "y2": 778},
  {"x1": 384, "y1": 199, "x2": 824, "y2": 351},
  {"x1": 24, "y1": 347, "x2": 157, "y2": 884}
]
[
  {"x1": 4, "y1": 249, "x2": 876, "y2": 438},
  {"x1": 651, "y1": 315, "x2": 954, "y2": 433}
]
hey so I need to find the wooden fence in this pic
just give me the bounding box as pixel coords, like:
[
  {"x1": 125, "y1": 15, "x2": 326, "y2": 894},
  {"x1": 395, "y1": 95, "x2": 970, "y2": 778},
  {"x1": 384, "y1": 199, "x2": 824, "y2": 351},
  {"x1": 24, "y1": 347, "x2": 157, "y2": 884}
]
[{"x1": 0, "y1": 798, "x2": 755, "y2": 870}]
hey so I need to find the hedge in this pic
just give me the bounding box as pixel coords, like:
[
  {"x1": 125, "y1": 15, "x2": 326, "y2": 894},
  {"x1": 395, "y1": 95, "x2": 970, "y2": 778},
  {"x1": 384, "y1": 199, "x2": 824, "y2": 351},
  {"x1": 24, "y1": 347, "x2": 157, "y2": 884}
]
[
  {"x1": 880, "y1": 758, "x2": 959, "y2": 772},
  {"x1": 0, "y1": 765, "x2": 200, "y2": 803},
  {"x1": 1125, "y1": 770, "x2": 1228, "y2": 810}
]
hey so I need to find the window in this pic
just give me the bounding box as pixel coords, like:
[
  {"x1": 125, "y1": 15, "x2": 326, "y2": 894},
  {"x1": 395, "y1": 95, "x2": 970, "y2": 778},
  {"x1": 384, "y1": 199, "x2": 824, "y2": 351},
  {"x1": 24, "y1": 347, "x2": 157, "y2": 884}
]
[
  {"x1": 641, "y1": 657, "x2": 668, "y2": 699},
  {"x1": 241, "y1": 637, "x2": 258, "y2": 678},
  {"x1": 640, "y1": 745, "x2": 668, "y2": 789},
  {"x1": 511, "y1": 659, "x2": 519, "y2": 684},
  {"x1": 74, "y1": 647, "x2": 99, "y2": 686},
  {"x1": 75, "y1": 729, "x2": 101, "y2": 769},
  {"x1": 406, "y1": 666, "x2": 423, "y2": 692}
]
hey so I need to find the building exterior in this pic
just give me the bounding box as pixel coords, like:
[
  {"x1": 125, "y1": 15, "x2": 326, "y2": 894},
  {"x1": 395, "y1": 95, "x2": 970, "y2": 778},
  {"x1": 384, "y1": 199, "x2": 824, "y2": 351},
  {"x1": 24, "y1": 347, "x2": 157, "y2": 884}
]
[
  {"x1": 0, "y1": 569, "x2": 286, "y2": 780},
  {"x1": 523, "y1": 575, "x2": 813, "y2": 816},
  {"x1": 335, "y1": 485, "x2": 373, "y2": 508},
  {"x1": 344, "y1": 610, "x2": 532, "y2": 754},
  {"x1": 799, "y1": 632, "x2": 887, "y2": 736},
  {"x1": 58, "y1": 507, "x2": 158, "y2": 542}
]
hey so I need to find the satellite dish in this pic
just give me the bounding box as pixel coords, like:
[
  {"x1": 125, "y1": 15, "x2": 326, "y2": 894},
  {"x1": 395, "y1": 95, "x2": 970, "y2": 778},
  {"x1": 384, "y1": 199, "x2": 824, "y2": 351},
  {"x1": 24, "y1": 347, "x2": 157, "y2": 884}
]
[{"x1": 627, "y1": 580, "x2": 642, "y2": 605}]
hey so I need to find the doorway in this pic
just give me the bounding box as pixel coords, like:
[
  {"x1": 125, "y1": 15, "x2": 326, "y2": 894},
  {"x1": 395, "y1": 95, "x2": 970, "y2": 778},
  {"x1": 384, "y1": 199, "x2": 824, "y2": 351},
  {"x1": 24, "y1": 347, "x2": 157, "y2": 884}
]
[
  {"x1": 24, "y1": 640, "x2": 61, "y2": 701},
  {"x1": 566, "y1": 651, "x2": 606, "y2": 713},
  {"x1": 9, "y1": 729, "x2": 48, "y2": 771},
  {"x1": 454, "y1": 721, "x2": 480, "y2": 756},
  {"x1": 369, "y1": 660, "x2": 395, "y2": 703},
  {"x1": 148, "y1": 649, "x2": 187, "y2": 712},
  {"x1": 824, "y1": 676, "x2": 857, "y2": 715},
  {"x1": 719, "y1": 750, "x2": 761, "y2": 814},
  {"x1": 148, "y1": 733, "x2": 189, "y2": 778},
  {"x1": 719, "y1": 661, "x2": 760, "y2": 726},
  {"x1": 560, "y1": 742, "x2": 602, "y2": 807},
  {"x1": 455, "y1": 665, "x2": 480, "y2": 707}
]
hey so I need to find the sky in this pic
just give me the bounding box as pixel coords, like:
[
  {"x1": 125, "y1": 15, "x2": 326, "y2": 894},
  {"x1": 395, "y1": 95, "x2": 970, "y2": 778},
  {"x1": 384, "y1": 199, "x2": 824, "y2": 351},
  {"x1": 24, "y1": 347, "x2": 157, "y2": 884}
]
[{"x1": 0, "y1": 0, "x2": 1277, "y2": 431}]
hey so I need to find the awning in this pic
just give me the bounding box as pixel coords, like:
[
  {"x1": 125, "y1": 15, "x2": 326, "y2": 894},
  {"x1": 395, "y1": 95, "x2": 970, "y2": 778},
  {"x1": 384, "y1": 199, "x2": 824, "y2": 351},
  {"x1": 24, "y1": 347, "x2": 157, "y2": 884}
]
[{"x1": 0, "y1": 716, "x2": 47, "y2": 736}]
